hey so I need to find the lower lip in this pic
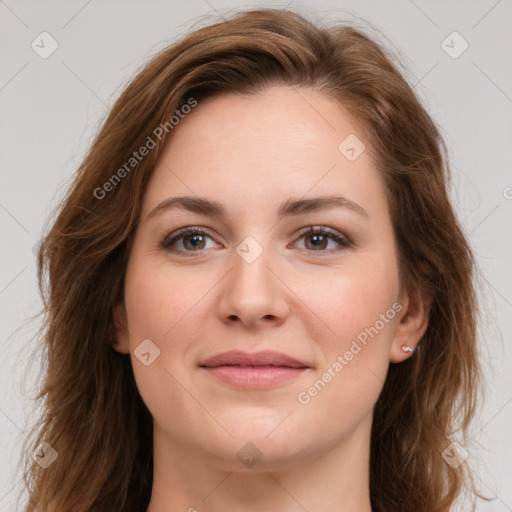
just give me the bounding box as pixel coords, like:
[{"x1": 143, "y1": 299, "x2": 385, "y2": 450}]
[{"x1": 202, "y1": 365, "x2": 307, "y2": 389}]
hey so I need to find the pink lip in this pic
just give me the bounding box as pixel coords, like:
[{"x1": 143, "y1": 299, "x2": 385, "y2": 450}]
[{"x1": 199, "y1": 350, "x2": 310, "y2": 390}]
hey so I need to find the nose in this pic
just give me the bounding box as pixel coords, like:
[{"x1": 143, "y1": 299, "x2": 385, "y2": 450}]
[{"x1": 215, "y1": 238, "x2": 290, "y2": 329}]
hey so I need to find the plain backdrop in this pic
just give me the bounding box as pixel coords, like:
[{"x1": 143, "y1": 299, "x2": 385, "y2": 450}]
[{"x1": 1, "y1": 1, "x2": 511, "y2": 510}]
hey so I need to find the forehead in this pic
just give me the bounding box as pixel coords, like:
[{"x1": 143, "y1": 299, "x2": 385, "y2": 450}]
[
  {"x1": 141, "y1": 86, "x2": 387, "y2": 222},
  {"x1": 167, "y1": 85, "x2": 357, "y2": 160}
]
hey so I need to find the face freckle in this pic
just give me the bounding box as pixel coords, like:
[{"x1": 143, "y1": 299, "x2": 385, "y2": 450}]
[{"x1": 114, "y1": 84, "x2": 410, "y2": 471}]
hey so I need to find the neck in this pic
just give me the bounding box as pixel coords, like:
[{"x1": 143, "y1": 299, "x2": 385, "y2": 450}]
[{"x1": 146, "y1": 414, "x2": 373, "y2": 512}]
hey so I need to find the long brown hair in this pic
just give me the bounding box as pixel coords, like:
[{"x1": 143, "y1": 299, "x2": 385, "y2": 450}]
[{"x1": 19, "y1": 8, "x2": 488, "y2": 511}]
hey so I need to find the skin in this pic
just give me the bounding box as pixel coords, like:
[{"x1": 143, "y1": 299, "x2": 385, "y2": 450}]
[{"x1": 112, "y1": 85, "x2": 429, "y2": 512}]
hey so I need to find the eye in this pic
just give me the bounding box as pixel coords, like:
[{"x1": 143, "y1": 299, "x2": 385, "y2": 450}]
[
  {"x1": 161, "y1": 227, "x2": 219, "y2": 255},
  {"x1": 161, "y1": 225, "x2": 351, "y2": 256},
  {"x1": 291, "y1": 226, "x2": 351, "y2": 254}
]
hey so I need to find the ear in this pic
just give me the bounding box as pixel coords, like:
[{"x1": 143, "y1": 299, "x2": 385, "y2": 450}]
[
  {"x1": 390, "y1": 286, "x2": 431, "y2": 363},
  {"x1": 111, "y1": 302, "x2": 130, "y2": 354}
]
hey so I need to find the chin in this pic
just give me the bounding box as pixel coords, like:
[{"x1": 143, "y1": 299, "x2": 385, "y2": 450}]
[
  {"x1": 210, "y1": 433, "x2": 313, "y2": 473},
  {"x1": 211, "y1": 412, "x2": 311, "y2": 465},
  {"x1": 220, "y1": 404, "x2": 295, "y2": 438}
]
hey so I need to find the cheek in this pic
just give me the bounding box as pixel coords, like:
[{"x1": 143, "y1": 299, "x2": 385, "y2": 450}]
[
  {"x1": 122, "y1": 256, "x2": 190, "y2": 375},
  {"x1": 123, "y1": 253, "x2": 199, "y2": 344},
  {"x1": 294, "y1": 257, "x2": 400, "y2": 421},
  {"x1": 123, "y1": 260, "x2": 201, "y2": 431},
  {"x1": 303, "y1": 260, "x2": 399, "y2": 351}
]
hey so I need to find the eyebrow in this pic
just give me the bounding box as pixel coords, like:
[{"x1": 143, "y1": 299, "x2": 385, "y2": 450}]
[{"x1": 146, "y1": 194, "x2": 368, "y2": 221}]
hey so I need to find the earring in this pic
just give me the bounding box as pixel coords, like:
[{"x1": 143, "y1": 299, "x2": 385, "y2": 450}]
[{"x1": 401, "y1": 345, "x2": 414, "y2": 353}]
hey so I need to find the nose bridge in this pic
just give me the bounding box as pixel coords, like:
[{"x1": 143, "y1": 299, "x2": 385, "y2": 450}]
[
  {"x1": 233, "y1": 237, "x2": 271, "y2": 286},
  {"x1": 231, "y1": 233, "x2": 275, "y2": 297},
  {"x1": 217, "y1": 233, "x2": 288, "y2": 325}
]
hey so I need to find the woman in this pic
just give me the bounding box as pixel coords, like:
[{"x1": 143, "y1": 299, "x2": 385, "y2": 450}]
[{"x1": 20, "y1": 8, "x2": 487, "y2": 512}]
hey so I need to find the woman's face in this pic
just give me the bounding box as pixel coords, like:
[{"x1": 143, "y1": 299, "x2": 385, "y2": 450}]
[{"x1": 113, "y1": 85, "x2": 424, "y2": 470}]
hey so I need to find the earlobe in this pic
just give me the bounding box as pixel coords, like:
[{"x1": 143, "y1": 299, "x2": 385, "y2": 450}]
[
  {"x1": 111, "y1": 302, "x2": 130, "y2": 354},
  {"x1": 390, "y1": 288, "x2": 431, "y2": 363}
]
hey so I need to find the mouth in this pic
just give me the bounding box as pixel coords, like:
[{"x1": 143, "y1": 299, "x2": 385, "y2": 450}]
[{"x1": 199, "y1": 350, "x2": 310, "y2": 390}]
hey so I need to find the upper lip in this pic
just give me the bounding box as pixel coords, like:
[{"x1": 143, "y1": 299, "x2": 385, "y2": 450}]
[{"x1": 200, "y1": 350, "x2": 310, "y2": 368}]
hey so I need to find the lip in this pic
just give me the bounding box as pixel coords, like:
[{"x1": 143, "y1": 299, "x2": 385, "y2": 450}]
[{"x1": 199, "y1": 350, "x2": 310, "y2": 390}]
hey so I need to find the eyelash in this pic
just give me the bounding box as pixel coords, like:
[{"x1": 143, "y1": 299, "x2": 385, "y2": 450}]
[{"x1": 160, "y1": 225, "x2": 352, "y2": 257}]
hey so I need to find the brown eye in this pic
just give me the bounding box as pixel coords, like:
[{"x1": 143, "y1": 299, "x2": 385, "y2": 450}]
[
  {"x1": 161, "y1": 227, "x2": 217, "y2": 254},
  {"x1": 304, "y1": 232, "x2": 329, "y2": 250},
  {"x1": 293, "y1": 226, "x2": 351, "y2": 253},
  {"x1": 182, "y1": 233, "x2": 207, "y2": 250}
]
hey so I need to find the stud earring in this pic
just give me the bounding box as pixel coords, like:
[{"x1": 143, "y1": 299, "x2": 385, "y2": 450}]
[{"x1": 401, "y1": 345, "x2": 414, "y2": 353}]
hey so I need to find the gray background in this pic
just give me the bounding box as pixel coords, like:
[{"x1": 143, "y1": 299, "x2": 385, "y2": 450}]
[{"x1": 1, "y1": 1, "x2": 511, "y2": 510}]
